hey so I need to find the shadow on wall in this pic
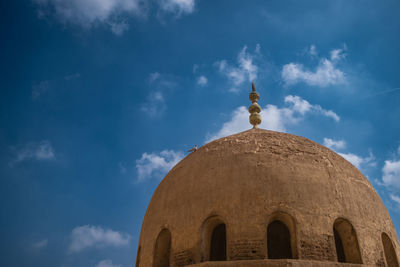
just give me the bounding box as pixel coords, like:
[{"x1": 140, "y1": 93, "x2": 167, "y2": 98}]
[
  {"x1": 153, "y1": 229, "x2": 171, "y2": 267},
  {"x1": 333, "y1": 218, "x2": 362, "y2": 264},
  {"x1": 200, "y1": 216, "x2": 227, "y2": 262}
]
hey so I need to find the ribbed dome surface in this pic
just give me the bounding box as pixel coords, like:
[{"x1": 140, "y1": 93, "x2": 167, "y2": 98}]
[{"x1": 136, "y1": 129, "x2": 399, "y2": 267}]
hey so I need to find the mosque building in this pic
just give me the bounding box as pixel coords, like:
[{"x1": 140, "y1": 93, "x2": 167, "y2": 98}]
[{"x1": 135, "y1": 84, "x2": 399, "y2": 267}]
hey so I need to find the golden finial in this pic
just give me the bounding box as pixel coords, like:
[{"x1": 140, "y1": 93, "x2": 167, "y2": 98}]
[{"x1": 249, "y1": 82, "x2": 261, "y2": 129}]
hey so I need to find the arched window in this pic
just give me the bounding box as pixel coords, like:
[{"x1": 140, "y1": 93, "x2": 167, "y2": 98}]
[
  {"x1": 210, "y1": 223, "x2": 226, "y2": 261},
  {"x1": 333, "y1": 218, "x2": 362, "y2": 264},
  {"x1": 153, "y1": 229, "x2": 171, "y2": 267},
  {"x1": 266, "y1": 212, "x2": 297, "y2": 259},
  {"x1": 200, "y1": 216, "x2": 227, "y2": 262},
  {"x1": 267, "y1": 220, "x2": 292, "y2": 259},
  {"x1": 333, "y1": 228, "x2": 345, "y2": 262},
  {"x1": 382, "y1": 233, "x2": 399, "y2": 267}
]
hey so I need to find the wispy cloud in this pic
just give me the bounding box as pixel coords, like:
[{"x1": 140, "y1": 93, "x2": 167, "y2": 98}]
[
  {"x1": 33, "y1": 0, "x2": 197, "y2": 35},
  {"x1": 363, "y1": 87, "x2": 400, "y2": 99},
  {"x1": 206, "y1": 95, "x2": 339, "y2": 142},
  {"x1": 308, "y1": 44, "x2": 318, "y2": 57},
  {"x1": 197, "y1": 75, "x2": 208, "y2": 86},
  {"x1": 136, "y1": 150, "x2": 183, "y2": 181},
  {"x1": 391, "y1": 194, "x2": 400, "y2": 204},
  {"x1": 323, "y1": 138, "x2": 346, "y2": 150},
  {"x1": 215, "y1": 45, "x2": 260, "y2": 92},
  {"x1": 141, "y1": 72, "x2": 177, "y2": 117},
  {"x1": 96, "y1": 259, "x2": 121, "y2": 267},
  {"x1": 282, "y1": 45, "x2": 347, "y2": 87},
  {"x1": 285, "y1": 95, "x2": 340, "y2": 122},
  {"x1": 382, "y1": 159, "x2": 400, "y2": 189},
  {"x1": 109, "y1": 21, "x2": 130, "y2": 36},
  {"x1": 338, "y1": 151, "x2": 375, "y2": 170},
  {"x1": 32, "y1": 239, "x2": 48, "y2": 250},
  {"x1": 69, "y1": 225, "x2": 130, "y2": 253},
  {"x1": 11, "y1": 140, "x2": 55, "y2": 164},
  {"x1": 33, "y1": 0, "x2": 144, "y2": 35},
  {"x1": 158, "y1": 0, "x2": 196, "y2": 16},
  {"x1": 323, "y1": 137, "x2": 375, "y2": 171},
  {"x1": 32, "y1": 80, "x2": 50, "y2": 100}
]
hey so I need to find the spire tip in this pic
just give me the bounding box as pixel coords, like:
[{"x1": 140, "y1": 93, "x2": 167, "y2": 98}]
[{"x1": 248, "y1": 83, "x2": 262, "y2": 129}]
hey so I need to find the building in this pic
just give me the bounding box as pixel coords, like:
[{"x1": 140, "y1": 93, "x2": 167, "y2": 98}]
[{"x1": 135, "y1": 84, "x2": 399, "y2": 267}]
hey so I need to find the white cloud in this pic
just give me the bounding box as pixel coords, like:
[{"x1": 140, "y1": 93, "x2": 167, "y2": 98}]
[
  {"x1": 390, "y1": 194, "x2": 400, "y2": 208},
  {"x1": 96, "y1": 259, "x2": 121, "y2": 267},
  {"x1": 33, "y1": 0, "x2": 196, "y2": 35},
  {"x1": 382, "y1": 160, "x2": 400, "y2": 189},
  {"x1": 338, "y1": 151, "x2": 375, "y2": 170},
  {"x1": 69, "y1": 225, "x2": 130, "y2": 253},
  {"x1": 330, "y1": 45, "x2": 347, "y2": 61},
  {"x1": 215, "y1": 45, "x2": 260, "y2": 92},
  {"x1": 206, "y1": 95, "x2": 339, "y2": 142},
  {"x1": 33, "y1": 0, "x2": 144, "y2": 34},
  {"x1": 323, "y1": 138, "x2": 346, "y2": 150},
  {"x1": 284, "y1": 95, "x2": 340, "y2": 121},
  {"x1": 158, "y1": 0, "x2": 195, "y2": 16},
  {"x1": 136, "y1": 150, "x2": 183, "y2": 181},
  {"x1": 197, "y1": 75, "x2": 208, "y2": 86},
  {"x1": 12, "y1": 140, "x2": 55, "y2": 163},
  {"x1": 322, "y1": 137, "x2": 375, "y2": 172},
  {"x1": 282, "y1": 46, "x2": 347, "y2": 87}
]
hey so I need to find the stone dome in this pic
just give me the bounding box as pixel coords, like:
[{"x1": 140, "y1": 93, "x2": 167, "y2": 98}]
[{"x1": 136, "y1": 129, "x2": 399, "y2": 267}]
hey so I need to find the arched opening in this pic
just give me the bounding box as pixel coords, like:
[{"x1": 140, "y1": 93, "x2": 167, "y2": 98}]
[
  {"x1": 267, "y1": 220, "x2": 293, "y2": 259},
  {"x1": 210, "y1": 223, "x2": 226, "y2": 261},
  {"x1": 333, "y1": 228, "x2": 346, "y2": 262},
  {"x1": 153, "y1": 229, "x2": 171, "y2": 267},
  {"x1": 200, "y1": 215, "x2": 227, "y2": 262},
  {"x1": 382, "y1": 233, "x2": 399, "y2": 267},
  {"x1": 266, "y1": 212, "x2": 297, "y2": 259},
  {"x1": 333, "y1": 218, "x2": 362, "y2": 264}
]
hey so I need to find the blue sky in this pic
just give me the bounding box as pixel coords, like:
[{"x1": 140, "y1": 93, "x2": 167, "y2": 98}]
[{"x1": 1, "y1": 0, "x2": 400, "y2": 266}]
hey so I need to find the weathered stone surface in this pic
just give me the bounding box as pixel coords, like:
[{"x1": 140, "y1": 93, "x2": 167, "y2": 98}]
[
  {"x1": 189, "y1": 259, "x2": 375, "y2": 266},
  {"x1": 136, "y1": 129, "x2": 399, "y2": 266}
]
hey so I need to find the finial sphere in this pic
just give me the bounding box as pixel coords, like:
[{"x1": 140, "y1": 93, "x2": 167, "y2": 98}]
[{"x1": 248, "y1": 83, "x2": 262, "y2": 128}]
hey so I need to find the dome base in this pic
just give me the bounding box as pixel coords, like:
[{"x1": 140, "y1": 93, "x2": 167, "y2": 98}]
[{"x1": 190, "y1": 259, "x2": 372, "y2": 267}]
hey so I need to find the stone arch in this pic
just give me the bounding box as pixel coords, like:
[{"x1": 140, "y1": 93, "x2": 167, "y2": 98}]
[
  {"x1": 266, "y1": 212, "x2": 298, "y2": 259},
  {"x1": 200, "y1": 215, "x2": 227, "y2": 262},
  {"x1": 333, "y1": 218, "x2": 362, "y2": 264},
  {"x1": 153, "y1": 229, "x2": 171, "y2": 267},
  {"x1": 382, "y1": 232, "x2": 399, "y2": 267}
]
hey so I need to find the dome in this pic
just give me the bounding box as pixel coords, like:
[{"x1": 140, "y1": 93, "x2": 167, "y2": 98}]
[{"x1": 136, "y1": 129, "x2": 399, "y2": 267}]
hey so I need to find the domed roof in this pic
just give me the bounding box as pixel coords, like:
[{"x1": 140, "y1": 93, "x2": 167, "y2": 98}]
[{"x1": 137, "y1": 129, "x2": 399, "y2": 266}]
